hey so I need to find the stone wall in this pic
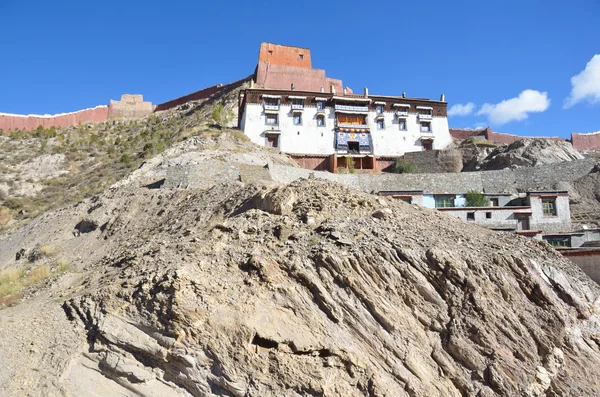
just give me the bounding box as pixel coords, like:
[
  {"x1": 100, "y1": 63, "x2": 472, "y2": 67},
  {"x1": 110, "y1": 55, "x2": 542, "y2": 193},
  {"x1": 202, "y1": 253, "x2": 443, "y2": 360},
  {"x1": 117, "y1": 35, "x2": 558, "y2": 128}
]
[
  {"x1": 268, "y1": 158, "x2": 596, "y2": 195},
  {"x1": 403, "y1": 149, "x2": 463, "y2": 173},
  {"x1": 562, "y1": 250, "x2": 600, "y2": 284},
  {"x1": 162, "y1": 161, "x2": 272, "y2": 190},
  {"x1": 108, "y1": 94, "x2": 153, "y2": 119},
  {"x1": 0, "y1": 106, "x2": 109, "y2": 131}
]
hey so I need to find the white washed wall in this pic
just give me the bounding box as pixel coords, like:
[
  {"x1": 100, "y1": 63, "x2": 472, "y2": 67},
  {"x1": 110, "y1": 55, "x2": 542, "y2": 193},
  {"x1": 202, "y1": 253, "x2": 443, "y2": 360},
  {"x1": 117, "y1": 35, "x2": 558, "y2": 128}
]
[{"x1": 241, "y1": 104, "x2": 453, "y2": 156}]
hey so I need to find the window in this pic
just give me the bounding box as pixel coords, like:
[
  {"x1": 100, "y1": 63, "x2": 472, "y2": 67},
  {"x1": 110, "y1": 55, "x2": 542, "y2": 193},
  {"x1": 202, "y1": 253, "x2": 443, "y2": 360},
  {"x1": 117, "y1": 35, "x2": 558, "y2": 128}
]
[
  {"x1": 291, "y1": 98, "x2": 304, "y2": 109},
  {"x1": 486, "y1": 212, "x2": 492, "y2": 219},
  {"x1": 317, "y1": 115, "x2": 325, "y2": 127},
  {"x1": 418, "y1": 108, "x2": 433, "y2": 116},
  {"x1": 420, "y1": 122, "x2": 431, "y2": 132},
  {"x1": 348, "y1": 142, "x2": 360, "y2": 154},
  {"x1": 546, "y1": 238, "x2": 570, "y2": 248},
  {"x1": 435, "y1": 196, "x2": 455, "y2": 208},
  {"x1": 467, "y1": 212, "x2": 475, "y2": 221},
  {"x1": 266, "y1": 114, "x2": 278, "y2": 125},
  {"x1": 489, "y1": 198, "x2": 499, "y2": 207},
  {"x1": 264, "y1": 98, "x2": 280, "y2": 110},
  {"x1": 299, "y1": 54, "x2": 304, "y2": 60},
  {"x1": 337, "y1": 114, "x2": 366, "y2": 125},
  {"x1": 399, "y1": 119, "x2": 407, "y2": 131},
  {"x1": 377, "y1": 119, "x2": 385, "y2": 129},
  {"x1": 317, "y1": 101, "x2": 325, "y2": 110},
  {"x1": 376, "y1": 104, "x2": 384, "y2": 114},
  {"x1": 293, "y1": 113, "x2": 302, "y2": 125},
  {"x1": 542, "y1": 198, "x2": 557, "y2": 216},
  {"x1": 399, "y1": 197, "x2": 412, "y2": 204}
]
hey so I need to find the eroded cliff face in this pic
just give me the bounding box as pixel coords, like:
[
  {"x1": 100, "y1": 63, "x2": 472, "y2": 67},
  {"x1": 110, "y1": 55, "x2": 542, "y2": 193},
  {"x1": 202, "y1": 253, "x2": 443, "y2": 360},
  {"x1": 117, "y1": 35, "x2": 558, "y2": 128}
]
[{"x1": 2, "y1": 179, "x2": 600, "y2": 396}]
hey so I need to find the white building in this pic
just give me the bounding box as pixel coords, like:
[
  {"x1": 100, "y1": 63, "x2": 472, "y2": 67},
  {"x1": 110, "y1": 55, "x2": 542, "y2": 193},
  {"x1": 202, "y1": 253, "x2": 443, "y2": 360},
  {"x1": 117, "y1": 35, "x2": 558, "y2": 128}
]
[{"x1": 238, "y1": 88, "x2": 452, "y2": 172}]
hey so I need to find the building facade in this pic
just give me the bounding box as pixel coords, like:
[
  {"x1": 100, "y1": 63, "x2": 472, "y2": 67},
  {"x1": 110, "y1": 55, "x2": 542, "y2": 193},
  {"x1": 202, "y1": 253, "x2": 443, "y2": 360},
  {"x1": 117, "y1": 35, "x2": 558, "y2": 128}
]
[
  {"x1": 238, "y1": 43, "x2": 452, "y2": 171},
  {"x1": 378, "y1": 190, "x2": 571, "y2": 235}
]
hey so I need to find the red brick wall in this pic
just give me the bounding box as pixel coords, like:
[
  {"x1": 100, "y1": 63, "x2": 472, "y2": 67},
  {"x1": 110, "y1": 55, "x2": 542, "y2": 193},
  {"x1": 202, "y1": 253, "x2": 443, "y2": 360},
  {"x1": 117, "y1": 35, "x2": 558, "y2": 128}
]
[
  {"x1": 0, "y1": 106, "x2": 110, "y2": 132},
  {"x1": 259, "y1": 43, "x2": 312, "y2": 68},
  {"x1": 571, "y1": 133, "x2": 600, "y2": 151}
]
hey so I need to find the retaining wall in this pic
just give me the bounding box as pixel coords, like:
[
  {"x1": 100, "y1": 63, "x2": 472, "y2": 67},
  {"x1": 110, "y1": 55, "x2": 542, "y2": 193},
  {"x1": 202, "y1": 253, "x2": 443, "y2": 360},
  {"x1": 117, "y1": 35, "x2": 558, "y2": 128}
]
[
  {"x1": 269, "y1": 158, "x2": 596, "y2": 194},
  {"x1": 403, "y1": 149, "x2": 463, "y2": 173}
]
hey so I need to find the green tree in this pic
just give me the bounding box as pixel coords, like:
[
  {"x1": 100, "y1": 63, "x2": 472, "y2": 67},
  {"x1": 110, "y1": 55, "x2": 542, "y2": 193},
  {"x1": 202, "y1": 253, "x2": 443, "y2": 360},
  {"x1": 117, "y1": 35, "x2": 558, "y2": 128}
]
[
  {"x1": 465, "y1": 190, "x2": 488, "y2": 207},
  {"x1": 390, "y1": 158, "x2": 415, "y2": 174},
  {"x1": 212, "y1": 104, "x2": 234, "y2": 128}
]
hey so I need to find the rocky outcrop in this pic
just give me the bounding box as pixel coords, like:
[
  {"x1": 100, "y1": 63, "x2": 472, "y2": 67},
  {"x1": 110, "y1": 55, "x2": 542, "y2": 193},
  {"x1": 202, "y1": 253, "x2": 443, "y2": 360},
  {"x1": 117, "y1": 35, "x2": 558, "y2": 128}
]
[
  {"x1": 1, "y1": 178, "x2": 597, "y2": 396},
  {"x1": 468, "y1": 139, "x2": 585, "y2": 171}
]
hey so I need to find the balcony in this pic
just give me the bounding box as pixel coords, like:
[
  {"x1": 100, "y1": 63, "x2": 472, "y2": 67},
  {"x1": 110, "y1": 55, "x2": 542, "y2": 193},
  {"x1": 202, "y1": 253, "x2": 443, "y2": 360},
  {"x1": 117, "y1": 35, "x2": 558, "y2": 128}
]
[
  {"x1": 337, "y1": 123, "x2": 369, "y2": 130},
  {"x1": 335, "y1": 104, "x2": 369, "y2": 112},
  {"x1": 396, "y1": 110, "x2": 409, "y2": 117},
  {"x1": 418, "y1": 113, "x2": 432, "y2": 120},
  {"x1": 264, "y1": 103, "x2": 280, "y2": 111}
]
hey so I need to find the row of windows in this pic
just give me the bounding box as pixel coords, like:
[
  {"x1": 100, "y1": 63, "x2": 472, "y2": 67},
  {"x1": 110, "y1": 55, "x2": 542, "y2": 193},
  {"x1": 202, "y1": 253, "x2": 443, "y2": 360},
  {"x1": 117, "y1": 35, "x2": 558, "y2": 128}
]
[
  {"x1": 266, "y1": 114, "x2": 431, "y2": 131},
  {"x1": 545, "y1": 238, "x2": 570, "y2": 247},
  {"x1": 265, "y1": 98, "x2": 434, "y2": 116}
]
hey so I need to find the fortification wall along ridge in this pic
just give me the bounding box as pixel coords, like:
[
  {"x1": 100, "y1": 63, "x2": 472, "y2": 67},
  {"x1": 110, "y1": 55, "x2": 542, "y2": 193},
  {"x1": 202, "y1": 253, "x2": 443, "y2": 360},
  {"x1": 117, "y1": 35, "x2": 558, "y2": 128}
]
[
  {"x1": 0, "y1": 106, "x2": 110, "y2": 131},
  {"x1": 450, "y1": 127, "x2": 567, "y2": 145},
  {"x1": 572, "y1": 132, "x2": 600, "y2": 152}
]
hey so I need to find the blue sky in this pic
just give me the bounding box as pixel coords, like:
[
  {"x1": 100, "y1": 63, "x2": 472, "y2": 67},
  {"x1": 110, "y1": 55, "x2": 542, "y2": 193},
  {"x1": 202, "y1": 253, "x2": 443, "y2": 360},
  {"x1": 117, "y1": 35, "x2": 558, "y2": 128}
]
[{"x1": 1, "y1": 0, "x2": 598, "y2": 138}]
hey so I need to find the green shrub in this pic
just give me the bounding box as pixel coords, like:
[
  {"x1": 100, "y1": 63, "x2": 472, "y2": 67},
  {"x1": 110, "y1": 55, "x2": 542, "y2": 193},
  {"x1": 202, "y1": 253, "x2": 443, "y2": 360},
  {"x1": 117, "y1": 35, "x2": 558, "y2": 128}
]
[
  {"x1": 211, "y1": 104, "x2": 234, "y2": 128},
  {"x1": 120, "y1": 153, "x2": 133, "y2": 164},
  {"x1": 465, "y1": 190, "x2": 488, "y2": 207},
  {"x1": 391, "y1": 159, "x2": 415, "y2": 174}
]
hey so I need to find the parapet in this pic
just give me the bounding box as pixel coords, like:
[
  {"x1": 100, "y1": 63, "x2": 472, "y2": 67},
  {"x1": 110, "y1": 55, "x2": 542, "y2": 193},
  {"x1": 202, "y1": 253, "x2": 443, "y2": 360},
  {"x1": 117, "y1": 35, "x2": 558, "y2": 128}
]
[{"x1": 108, "y1": 94, "x2": 154, "y2": 119}]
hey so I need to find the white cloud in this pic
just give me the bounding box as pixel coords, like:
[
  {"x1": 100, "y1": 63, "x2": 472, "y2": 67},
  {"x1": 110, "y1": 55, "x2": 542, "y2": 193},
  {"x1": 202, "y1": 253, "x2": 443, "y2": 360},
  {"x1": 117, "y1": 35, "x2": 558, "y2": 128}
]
[
  {"x1": 477, "y1": 90, "x2": 550, "y2": 125},
  {"x1": 564, "y1": 54, "x2": 600, "y2": 108},
  {"x1": 448, "y1": 102, "x2": 476, "y2": 116}
]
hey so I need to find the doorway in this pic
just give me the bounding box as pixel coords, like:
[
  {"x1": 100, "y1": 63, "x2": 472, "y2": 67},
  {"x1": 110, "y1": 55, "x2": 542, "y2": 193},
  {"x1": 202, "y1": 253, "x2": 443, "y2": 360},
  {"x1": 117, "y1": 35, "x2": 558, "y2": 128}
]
[{"x1": 267, "y1": 135, "x2": 279, "y2": 148}]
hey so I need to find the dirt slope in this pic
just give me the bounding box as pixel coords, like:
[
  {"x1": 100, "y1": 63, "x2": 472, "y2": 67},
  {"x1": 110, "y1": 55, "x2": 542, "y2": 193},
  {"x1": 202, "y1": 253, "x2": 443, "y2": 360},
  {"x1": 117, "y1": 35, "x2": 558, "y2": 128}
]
[{"x1": 1, "y1": 175, "x2": 600, "y2": 396}]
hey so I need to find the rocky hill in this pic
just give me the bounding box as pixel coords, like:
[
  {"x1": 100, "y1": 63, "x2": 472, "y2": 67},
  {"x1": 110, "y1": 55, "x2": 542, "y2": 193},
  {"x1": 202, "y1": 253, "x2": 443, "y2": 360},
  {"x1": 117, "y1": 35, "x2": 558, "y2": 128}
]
[
  {"x1": 1, "y1": 135, "x2": 600, "y2": 395},
  {"x1": 0, "y1": 78, "x2": 248, "y2": 235}
]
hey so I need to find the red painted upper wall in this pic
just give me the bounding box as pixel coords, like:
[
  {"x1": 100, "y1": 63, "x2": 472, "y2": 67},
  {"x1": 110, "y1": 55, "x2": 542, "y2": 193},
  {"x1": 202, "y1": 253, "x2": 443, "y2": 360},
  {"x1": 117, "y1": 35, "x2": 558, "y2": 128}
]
[
  {"x1": 254, "y1": 43, "x2": 345, "y2": 93},
  {"x1": 258, "y1": 42, "x2": 312, "y2": 68}
]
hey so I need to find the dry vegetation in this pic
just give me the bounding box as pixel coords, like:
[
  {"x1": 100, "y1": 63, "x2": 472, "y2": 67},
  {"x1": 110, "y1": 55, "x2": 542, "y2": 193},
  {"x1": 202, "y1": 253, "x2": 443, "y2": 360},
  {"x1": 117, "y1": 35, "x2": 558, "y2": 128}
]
[{"x1": 0, "y1": 80, "x2": 247, "y2": 234}]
